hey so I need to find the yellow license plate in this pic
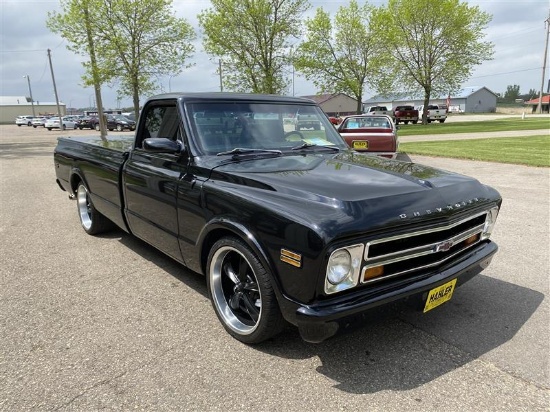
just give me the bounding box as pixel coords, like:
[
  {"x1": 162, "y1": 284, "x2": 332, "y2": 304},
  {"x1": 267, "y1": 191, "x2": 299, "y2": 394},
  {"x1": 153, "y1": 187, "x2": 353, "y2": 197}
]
[
  {"x1": 353, "y1": 141, "x2": 368, "y2": 149},
  {"x1": 423, "y1": 279, "x2": 457, "y2": 313}
]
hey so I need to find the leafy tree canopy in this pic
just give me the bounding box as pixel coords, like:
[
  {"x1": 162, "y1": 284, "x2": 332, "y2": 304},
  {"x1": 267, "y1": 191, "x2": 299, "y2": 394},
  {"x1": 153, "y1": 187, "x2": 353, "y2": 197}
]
[
  {"x1": 48, "y1": 0, "x2": 195, "y2": 117},
  {"x1": 199, "y1": 0, "x2": 310, "y2": 94},
  {"x1": 293, "y1": 0, "x2": 378, "y2": 113},
  {"x1": 370, "y1": 0, "x2": 494, "y2": 122},
  {"x1": 504, "y1": 84, "x2": 521, "y2": 100}
]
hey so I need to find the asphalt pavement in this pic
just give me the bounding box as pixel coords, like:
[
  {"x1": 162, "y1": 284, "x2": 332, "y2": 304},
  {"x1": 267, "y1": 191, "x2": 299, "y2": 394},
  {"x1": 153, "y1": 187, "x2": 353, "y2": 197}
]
[{"x1": 0, "y1": 124, "x2": 548, "y2": 411}]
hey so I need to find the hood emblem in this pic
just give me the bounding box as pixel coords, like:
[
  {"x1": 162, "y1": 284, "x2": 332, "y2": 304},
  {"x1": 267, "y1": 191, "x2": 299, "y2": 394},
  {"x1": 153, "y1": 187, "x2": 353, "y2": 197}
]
[
  {"x1": 399, "y1": 198, "x2": 480, "y2": 219},
  {"x1": 434, "y1": 240, "x2": 454, "y2": 253}
]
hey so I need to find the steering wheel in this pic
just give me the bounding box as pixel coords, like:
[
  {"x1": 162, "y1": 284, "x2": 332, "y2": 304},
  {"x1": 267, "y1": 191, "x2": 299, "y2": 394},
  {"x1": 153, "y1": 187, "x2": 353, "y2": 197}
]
[{"x1": 284, "y1": 130, "x2": 305, "y2": 141}]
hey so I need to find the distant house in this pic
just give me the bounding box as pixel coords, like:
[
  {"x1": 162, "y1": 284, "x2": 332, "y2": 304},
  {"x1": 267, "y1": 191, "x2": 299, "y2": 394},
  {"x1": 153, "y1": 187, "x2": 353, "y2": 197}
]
[
  {"x1": 363, "y1": 86, "x2": 498, "y2": 113},
  {"x1": 0, "y1": 96, "x2": 66, "y2": 124},
  {"x1": 524, "y1": 95, "x2": 550, "y2": 113},
  {"x1": 300, "y1": 93, "x2": 359, "y2": 116}
]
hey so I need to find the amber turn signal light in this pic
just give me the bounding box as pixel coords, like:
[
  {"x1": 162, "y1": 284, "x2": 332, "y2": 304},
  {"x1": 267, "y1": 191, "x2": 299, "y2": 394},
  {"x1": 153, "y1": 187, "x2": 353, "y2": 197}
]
[{"x1": 363, "y1": 265, "x2": 384, "y2": 282}]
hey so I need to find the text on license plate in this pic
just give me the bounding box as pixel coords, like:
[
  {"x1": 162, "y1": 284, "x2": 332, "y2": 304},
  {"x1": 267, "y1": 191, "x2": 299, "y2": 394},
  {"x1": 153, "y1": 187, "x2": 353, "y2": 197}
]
[
  {"x1": 353, "y1": 140, "x2": 368, "y2": 149},
  {"x1": 424, "y1": 278, "x2": 457, "y2": 313}
]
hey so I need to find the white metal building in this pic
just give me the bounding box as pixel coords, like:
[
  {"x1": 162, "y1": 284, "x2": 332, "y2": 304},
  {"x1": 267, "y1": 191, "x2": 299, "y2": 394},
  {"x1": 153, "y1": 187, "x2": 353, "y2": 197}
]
[
  {"x1": 0, "y1": 96, "x2": 66, "y2": 124},
  {"x1": 363, "y1": 86, "x2": 498, "y2": 113}
]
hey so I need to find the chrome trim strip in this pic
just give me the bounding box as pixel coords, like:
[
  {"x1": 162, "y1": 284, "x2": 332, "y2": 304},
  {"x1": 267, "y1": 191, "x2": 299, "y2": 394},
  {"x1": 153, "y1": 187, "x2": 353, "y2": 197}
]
[
  {"x1": 365, "y1": 210, "x2": 488, "y2": 260},
  {"x1": 366, "y1": 223, "x2": 485, "y2": 264},
  {"x1": 361, "y1": 238, "x2": 482, "y2": 284}
]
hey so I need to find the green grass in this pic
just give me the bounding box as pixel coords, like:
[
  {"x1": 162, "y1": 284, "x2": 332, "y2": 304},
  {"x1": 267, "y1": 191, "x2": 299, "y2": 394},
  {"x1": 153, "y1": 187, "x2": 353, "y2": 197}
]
[
  {"x1": 401, "y1": 135, "x2": 550, "y2": 167},
  {"x1": 398, "y1": 117, "x2": 549, "y2": 136}
]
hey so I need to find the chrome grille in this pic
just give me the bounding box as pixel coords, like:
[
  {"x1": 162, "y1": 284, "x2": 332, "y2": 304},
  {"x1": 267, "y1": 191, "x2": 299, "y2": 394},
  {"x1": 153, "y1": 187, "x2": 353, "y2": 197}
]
[{"x1": 361, "y1": 211, "x2": 488, "y2": 284}]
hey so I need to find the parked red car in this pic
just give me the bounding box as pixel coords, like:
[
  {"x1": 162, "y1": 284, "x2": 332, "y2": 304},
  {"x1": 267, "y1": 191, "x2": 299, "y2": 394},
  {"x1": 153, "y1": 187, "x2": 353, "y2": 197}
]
[{"x1": 337, "y1": 114, "x2": 398, "y2": 159}]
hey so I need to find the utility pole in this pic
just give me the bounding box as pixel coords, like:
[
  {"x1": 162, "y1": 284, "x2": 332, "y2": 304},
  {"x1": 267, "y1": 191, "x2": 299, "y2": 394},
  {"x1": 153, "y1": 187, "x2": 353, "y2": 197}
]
[
  {"x1": 538, "y1": 12, "x2": 550, "y2": 114},
  {"x1": 23, "y1": 75, "x2": 36, "y2": 117},
  {"x1": 47, "y1": 49, "x2": 63, "y2": 131}
]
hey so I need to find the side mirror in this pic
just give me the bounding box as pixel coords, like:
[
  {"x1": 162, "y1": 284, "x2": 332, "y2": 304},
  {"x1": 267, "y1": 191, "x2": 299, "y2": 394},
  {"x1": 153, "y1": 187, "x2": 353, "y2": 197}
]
[{"x1": 143, "y1": 137, "x2": 183, "y2": 154}]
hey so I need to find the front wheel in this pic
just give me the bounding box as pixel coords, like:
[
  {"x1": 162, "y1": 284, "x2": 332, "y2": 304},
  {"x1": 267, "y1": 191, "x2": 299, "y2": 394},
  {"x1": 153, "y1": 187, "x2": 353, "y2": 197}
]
[
  {"x1": 207, "y1": 237, "x2": 285, "y2": 344},
  {"x1": 95, "y1": 124, "x2": 100, "y2": 131},
  {"x1": 439, "y1": 119, "x2": 446, "y2": 123},
  {"x1": 76, "y1": 182, "x2": 113, "y2": 235},
  {"x1": 116, "y1": 124, "x2": 123, "y2": 132}
]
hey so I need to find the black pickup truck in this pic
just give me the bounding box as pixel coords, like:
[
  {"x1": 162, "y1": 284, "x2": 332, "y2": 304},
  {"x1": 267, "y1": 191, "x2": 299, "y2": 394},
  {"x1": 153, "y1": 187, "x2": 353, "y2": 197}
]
[{"x1": 54, "y1": 93, "x2": 501, "y2": 344}]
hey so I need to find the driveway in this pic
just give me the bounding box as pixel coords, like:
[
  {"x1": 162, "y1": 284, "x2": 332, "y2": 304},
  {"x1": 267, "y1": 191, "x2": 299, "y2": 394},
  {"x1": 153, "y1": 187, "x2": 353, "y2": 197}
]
[{"x1": 0, "y1": 125, "x2": 548, "y2": 411}]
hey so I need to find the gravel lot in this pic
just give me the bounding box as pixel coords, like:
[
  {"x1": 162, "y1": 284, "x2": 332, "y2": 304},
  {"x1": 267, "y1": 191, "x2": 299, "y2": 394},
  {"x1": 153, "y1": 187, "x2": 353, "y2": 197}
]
[{"x1": 0, "y1": 124, "x2": 548, "y2": 411}]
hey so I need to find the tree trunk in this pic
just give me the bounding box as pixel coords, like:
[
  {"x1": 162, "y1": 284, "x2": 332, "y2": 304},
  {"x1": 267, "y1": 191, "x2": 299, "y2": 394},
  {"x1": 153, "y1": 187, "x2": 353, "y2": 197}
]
[{"x1": 422, "y1": 89, "x2": 431, "y2": 125}]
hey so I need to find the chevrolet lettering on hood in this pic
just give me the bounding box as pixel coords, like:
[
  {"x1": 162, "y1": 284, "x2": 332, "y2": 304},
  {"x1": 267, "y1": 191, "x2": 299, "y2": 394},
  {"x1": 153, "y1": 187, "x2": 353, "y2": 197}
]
[{"x1": 399, "y1": 198, "x2": 481, "y2": 219}]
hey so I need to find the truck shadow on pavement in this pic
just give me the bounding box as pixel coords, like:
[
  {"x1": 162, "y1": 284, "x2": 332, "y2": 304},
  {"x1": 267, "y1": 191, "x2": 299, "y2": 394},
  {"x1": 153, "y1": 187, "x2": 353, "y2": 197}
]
[
  {"x1": 114, "y1": 231, "x2": 543, "y2": 394},
  {"x1": 258, "y1": 275, "x2": 544, "y2": 393}
]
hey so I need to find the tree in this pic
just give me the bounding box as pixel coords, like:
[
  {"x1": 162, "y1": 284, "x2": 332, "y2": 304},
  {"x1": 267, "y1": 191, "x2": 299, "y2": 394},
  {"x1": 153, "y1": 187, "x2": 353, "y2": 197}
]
[
  {"x1": 504, "y1": 84, "x2": 520, "y2": 101},
  {"x1": 47, "y1": 0, "x2": 109, "y2": 138},
  {"x1": 528, "y1": 88, "x2": 538, "y2": 98},
  {"x1": 293, "y1": 1, "x2": 378, "y2": 114},
  {"x1": 48, "y1": 0, "x2": 195, "y2": 121},
  {"x1": 199, "y1": 0, "x2": 310, "y2": 94},
  {"x1": 370, "y1": 0, "x2": 494, "y2": 123}
]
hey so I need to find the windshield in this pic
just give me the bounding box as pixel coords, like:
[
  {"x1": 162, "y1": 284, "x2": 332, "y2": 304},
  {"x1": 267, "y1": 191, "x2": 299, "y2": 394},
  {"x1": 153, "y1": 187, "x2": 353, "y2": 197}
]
[{"x1": 186, "y1": 101, "x2": 348, "y2": 155}]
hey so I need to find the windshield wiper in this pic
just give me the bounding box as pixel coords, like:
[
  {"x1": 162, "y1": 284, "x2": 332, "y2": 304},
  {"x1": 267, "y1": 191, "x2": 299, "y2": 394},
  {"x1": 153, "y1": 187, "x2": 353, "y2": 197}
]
[
  {"x1": 216, "y1": 147, "x2": 283, "y2": 157},
  {"x1": 291, "y1": 142, "x2": 340, "y2": 152}
]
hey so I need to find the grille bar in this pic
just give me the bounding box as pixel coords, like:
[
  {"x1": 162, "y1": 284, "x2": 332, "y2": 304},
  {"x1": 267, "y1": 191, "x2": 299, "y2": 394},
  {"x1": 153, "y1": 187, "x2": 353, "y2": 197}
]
[{"x1": 360, "y1": 211, "x2": 488, "y2": 285}]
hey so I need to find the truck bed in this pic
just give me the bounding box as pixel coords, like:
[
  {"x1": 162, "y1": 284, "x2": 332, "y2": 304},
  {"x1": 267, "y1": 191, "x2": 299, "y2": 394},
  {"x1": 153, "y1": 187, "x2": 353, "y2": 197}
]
[{"x1": 54, "y1": 135, "x2": 134, "y2": 231}]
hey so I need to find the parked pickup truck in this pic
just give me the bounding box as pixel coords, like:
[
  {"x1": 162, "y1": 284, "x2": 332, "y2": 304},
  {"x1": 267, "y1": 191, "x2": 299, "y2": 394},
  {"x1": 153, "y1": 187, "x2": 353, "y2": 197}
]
[
  {"x1": 417, "y1": 104, "x2": 447, "y2": 123},
  {"x1": 393, "y1": 105, "x2": 419, "y2": 124},
  {"x1": 54, "y1": 92, "x2": 501, "y2": 344},
  {"x1": 363, "y1": 105, "x2": 395, "y2": 120}
]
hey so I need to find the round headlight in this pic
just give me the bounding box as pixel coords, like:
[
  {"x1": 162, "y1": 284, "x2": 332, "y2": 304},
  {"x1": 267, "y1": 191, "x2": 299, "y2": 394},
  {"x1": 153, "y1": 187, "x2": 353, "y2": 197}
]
[{"x1": 327, "y1": 249, "x2": 352, "y2": 284}]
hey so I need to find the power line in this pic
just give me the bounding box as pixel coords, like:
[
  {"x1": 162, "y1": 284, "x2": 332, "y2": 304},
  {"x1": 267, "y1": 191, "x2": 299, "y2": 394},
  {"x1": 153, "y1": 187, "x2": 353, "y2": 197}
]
[{"x1": 470, "y1": 67, "x2": 541, "y2": 79}]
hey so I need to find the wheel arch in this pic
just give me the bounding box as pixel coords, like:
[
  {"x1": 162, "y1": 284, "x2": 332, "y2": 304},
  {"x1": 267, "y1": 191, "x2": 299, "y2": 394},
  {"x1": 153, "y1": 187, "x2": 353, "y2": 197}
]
[{"x1": 198, "y1": 221, "x2": 283, "y2": 297}]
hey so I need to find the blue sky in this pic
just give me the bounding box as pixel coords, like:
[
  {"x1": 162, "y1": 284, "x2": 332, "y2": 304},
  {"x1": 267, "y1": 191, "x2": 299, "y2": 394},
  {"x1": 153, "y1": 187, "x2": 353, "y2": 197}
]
[{"x1": 1, "y1": 0, "x2": 548, "y2": 109}]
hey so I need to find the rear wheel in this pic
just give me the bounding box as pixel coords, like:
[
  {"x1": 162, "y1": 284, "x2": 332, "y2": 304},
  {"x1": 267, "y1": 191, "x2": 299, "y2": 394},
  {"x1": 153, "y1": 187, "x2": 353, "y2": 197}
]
[
  {"x1": 95, "y1": 124, "x2": 100, "y2": 131},
  {"x1": 76, "y1": 182, "x2": 113, "y2": 235},
  {"x1": 207, "y1": 237, "x2": 285, "y2": 344},
  {"x1": 439, "y1": 119, "x2": 446, "y2": 123}
]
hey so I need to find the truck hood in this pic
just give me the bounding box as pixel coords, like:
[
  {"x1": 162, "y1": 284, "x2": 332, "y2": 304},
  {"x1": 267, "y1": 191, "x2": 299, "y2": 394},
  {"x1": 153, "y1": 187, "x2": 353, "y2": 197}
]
[{"x1": 207, "y1": 151, "x2": 500, "y2": 239}]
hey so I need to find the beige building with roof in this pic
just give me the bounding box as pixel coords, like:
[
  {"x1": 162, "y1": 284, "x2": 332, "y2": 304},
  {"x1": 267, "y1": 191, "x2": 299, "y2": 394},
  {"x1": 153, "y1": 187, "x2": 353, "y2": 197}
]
[
  {"x1": 300, "y1": 93, "x2": 359, "y2": 116},
  {"x1": 0, "y1": 96, "x2": 66, "y2": 124}
]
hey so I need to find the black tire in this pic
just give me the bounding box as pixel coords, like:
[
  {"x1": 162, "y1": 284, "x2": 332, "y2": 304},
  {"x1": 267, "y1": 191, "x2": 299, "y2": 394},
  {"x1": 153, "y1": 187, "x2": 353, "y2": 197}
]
[
  {"x1": 62, "y1": 124, "x2": 67, "y2": 130},
  {"x1": 116, "y1": 124, "x2": 123, "y2": 132},
  {"x1": 95, "y1": 124, "x2": 100, "y2": 131},
  {"x1": 439, "y1": 119, "x2": 446, "y2": 123},
  {"x1": 33, "y1": 125, "x2": 37, "y2": 128},
  {"x1": 27, "y1": 122, "x2": 32, "y2": 126},
  {"x1": 75, "y1": 182, "x2": 113, "y2": 235},
  {"x1": 17, "y1": 124, "x2": 21, "y2": 127},
  {"x1": 412, "y1": 120, "x2": 418, "y2": 124},
  {"x1": 404, "y1": 120, "x2": 409, "y2": 125},
  {"x1": 79, "y1": 126, "x2": 83, "y2": 130},
  {"x1": 206, "y1": 237, "x2": 285, "y2": 344},
  {"x1": 427, "y1": 119, "x2": 432, "y2": 123},
  {"x1": 47, "y1": 128, "x2": 52, "y2": 131}
]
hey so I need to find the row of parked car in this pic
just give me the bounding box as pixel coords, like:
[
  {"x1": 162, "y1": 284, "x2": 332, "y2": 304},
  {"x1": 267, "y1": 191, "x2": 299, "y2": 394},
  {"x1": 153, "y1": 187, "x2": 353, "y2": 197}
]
[{"x1": 15, "y1": 114, "x2": 136, "y2": 131}]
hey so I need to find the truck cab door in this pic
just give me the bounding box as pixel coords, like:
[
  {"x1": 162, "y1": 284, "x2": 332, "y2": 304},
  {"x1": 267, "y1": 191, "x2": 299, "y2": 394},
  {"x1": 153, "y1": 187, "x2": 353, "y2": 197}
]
[{"x1": 122, "y1": 100, "x2": 186, "y2": 263}]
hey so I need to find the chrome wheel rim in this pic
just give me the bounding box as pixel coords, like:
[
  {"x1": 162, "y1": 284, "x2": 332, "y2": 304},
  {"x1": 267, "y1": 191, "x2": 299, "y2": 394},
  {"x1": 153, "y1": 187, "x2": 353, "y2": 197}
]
[
  {"x1": 76, "y1": 185, "x2": 92, "y2": 231},
  {"x1": 210, "y1": 246, "x2": 261, "y2": 335}
]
